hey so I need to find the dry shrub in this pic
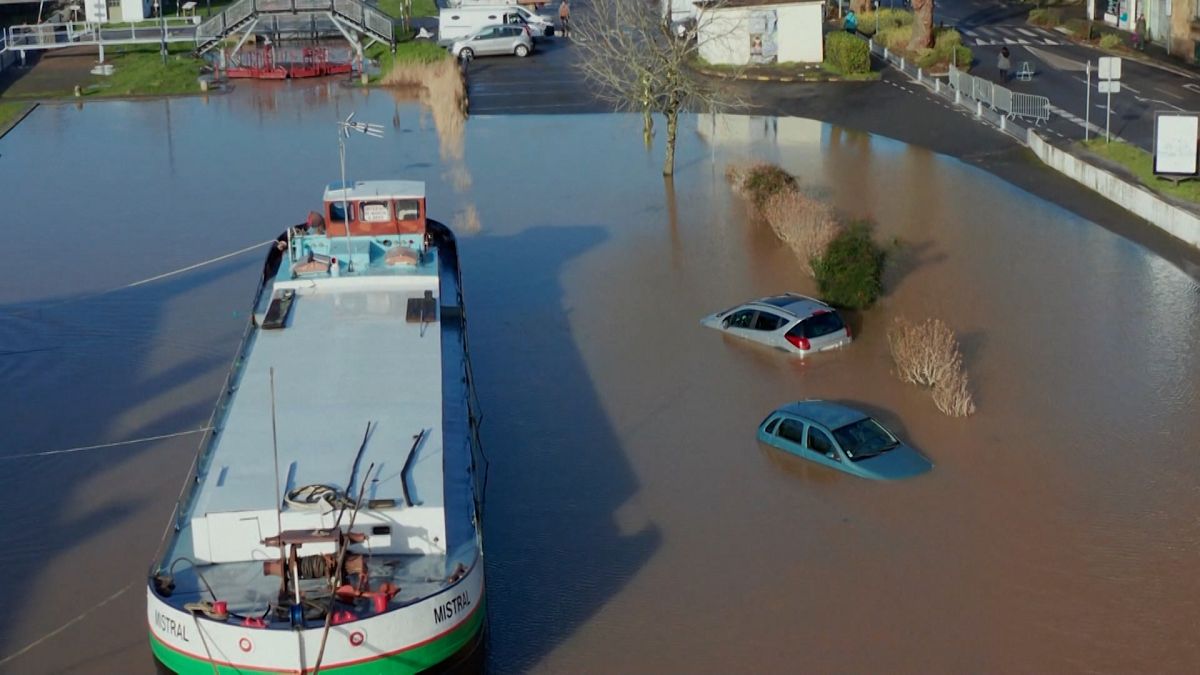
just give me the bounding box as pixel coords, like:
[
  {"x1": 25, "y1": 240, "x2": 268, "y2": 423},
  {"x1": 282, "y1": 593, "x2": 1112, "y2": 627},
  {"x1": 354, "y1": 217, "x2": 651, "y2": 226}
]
[
  {"x1": 762, "y1": 191, "x2": 842, "y2": 277},
  {"x1": 933, "y1": 369, "x2": 976, "y2": 418},
  {"x1": 887, "y1": 317, "x2": 961, "y2": 387},
  {"x1": 724, "y1": 162, "x2": 797, "y2": 211},
  {"x1": 888, "y1": 316, "x2": 976, "y2": 417}
]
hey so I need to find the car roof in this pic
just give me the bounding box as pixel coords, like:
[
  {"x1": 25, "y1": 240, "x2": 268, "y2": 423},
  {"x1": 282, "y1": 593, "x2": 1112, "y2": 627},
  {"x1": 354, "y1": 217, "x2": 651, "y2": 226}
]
[
  {"x1": 748, "y1": 293, "x2": 831, "y2": 319},
  {"x1": 776, "y1": 400, "x2": 868, "y2": 430}
]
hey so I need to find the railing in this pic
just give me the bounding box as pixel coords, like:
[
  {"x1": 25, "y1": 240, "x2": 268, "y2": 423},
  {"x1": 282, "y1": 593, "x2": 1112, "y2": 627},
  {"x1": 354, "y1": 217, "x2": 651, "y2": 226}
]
[
  {"x1": 864, "y1": 36, "x2": 1051, "y2": 143},
  {"x1": 195, "y1": 0, "x2": 393, "y2": 50},
  {"x1": 4, "y1": 21, "x2": 195, "y2": 49}
]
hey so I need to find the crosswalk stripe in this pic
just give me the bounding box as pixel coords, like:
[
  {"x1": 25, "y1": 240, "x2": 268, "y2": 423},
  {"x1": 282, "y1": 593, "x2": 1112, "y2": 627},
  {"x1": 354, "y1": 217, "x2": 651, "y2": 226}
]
[{"x1": 1017, "y1": 28, "x2": 1039, "y2": 37}]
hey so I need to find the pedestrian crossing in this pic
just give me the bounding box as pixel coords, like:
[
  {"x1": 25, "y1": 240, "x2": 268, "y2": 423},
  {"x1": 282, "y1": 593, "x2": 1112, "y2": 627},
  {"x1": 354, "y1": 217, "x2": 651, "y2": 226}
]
[{"x1": 959, "y1": 25, "x2": 1066, "y2": 47}]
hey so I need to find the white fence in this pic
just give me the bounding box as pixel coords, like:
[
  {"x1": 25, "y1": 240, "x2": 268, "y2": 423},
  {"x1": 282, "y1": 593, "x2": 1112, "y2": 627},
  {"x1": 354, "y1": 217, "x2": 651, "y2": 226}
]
[{"x1": 866, "y1": 37, "x2": 1050, "y2": 143}]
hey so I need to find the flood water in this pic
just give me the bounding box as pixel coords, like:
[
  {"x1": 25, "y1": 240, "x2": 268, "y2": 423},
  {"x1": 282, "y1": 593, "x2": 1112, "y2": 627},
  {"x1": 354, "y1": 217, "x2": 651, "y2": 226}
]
[{"x1": 1, "y1": 83, "x2": 1199, "y2": 674}]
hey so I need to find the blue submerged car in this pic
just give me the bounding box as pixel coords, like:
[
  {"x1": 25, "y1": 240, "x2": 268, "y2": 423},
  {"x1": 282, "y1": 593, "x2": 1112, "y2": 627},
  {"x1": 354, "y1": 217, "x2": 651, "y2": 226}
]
[{"x1": 757, "y1": 401, "x2": 933, "y2": 480}]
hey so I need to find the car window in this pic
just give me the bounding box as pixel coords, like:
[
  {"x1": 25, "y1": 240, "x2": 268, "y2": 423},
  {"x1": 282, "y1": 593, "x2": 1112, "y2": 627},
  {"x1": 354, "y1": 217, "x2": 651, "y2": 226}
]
[
  {"x1": 806, "y1": 427, "x2": 835, "y2": 455},
  {"x1": 475, "y1": 27, "x2": 495, "y2": 39},
  {"x1": 506, "y1": 26, "x2": 523, "y2": 36},
  {"x1": 753, "y1": 312, "x2": 784, "y2": 331},
  {"x1": 832, "y1": 418, "x2": 898, "y2": 461},
  {"x1": 802, "y1": 311, "x2": 845, "y2": 338},
  {"x1": 726, "y1": 310, "x2": 756, "y2": 329},
  {"x1": 764, "y1": 418, "x2": 779, "y2": 434},
  {"x1": 777, "y1": 419, "x2": 804, "y2": 444}
]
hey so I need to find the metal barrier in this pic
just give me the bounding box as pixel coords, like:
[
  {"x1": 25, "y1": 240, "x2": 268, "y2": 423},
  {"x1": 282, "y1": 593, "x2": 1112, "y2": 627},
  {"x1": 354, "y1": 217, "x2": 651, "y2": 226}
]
[{"x1": 1010, "y1": 92, "x2": 1051, "y2": 123}]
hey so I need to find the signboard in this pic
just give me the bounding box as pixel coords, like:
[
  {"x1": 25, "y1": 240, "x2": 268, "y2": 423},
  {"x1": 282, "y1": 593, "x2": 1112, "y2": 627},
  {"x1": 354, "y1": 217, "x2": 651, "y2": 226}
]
[
  {"x1": 1098, "y1": 80, "x2": 1121, "y2": 94},
  {"x1": 1098, "y1": 56, "x2": 1122, "y2": 80},
  {"x1": 1153, "y1": 113, "x2": 1200, "y2": 176}
]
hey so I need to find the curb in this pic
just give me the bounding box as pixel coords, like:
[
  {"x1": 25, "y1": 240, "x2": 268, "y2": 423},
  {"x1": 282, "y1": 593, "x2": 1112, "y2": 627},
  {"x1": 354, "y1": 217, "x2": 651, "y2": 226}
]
[{"x1": 689, "y1": 64, "x2": 869, "y2": 83}]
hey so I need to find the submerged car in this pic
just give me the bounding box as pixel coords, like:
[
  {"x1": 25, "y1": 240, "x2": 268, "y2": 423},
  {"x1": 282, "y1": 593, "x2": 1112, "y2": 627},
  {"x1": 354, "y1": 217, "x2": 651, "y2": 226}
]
[
  {"x1": 757, "y1": 401, "x2": 933, "y2": 480},
  {"x1": 451, "y1": 24, "x2": 533, "y2": 59},
  {"x1": 700, "y1": 293, "x2": 851, "y2": 357}
]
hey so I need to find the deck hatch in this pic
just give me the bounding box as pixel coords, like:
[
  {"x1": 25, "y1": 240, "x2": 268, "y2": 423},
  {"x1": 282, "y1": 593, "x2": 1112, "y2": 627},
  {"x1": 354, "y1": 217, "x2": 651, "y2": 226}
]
[
  {"x1": 262, "y1": 289, "x2": 296, "y2": 330},
  {"x1": 406, "y1": 291, "x2": 437, "y2": 323}
]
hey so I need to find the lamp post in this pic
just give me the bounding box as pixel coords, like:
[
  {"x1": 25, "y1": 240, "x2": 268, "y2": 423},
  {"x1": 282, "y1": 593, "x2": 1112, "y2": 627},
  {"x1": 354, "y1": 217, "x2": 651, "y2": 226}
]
[{"x1": 159, "y1": 0, "x2": 168, "y2": 64}]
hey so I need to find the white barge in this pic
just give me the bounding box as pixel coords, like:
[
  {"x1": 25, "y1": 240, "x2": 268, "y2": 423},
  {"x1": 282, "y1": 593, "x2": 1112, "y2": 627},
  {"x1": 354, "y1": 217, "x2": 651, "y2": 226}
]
[{"x1": 147, "y1": 180, "x2": 486, "y2": 674}]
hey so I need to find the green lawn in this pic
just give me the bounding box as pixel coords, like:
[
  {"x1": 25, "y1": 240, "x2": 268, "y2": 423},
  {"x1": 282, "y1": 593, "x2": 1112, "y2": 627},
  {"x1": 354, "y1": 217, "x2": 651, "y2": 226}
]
[
  {"x1": 375, "y1": 0, "x2": 439, "y2": 18},
  {"x1": 83, "y1": 45, "x2": 204, "y2": 97},
  {"x1": 0, "y1": 102, "x2": 30, "y2": 130},
  {"x1": 1080, "y1": 138, "x2": 1200, "y2": 203}
]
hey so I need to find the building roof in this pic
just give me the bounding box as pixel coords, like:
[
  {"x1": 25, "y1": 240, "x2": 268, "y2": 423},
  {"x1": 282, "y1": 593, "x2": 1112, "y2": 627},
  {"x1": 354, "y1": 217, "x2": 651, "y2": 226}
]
[{"x1": 324, "y1": 179, "x2": 426, "y2": 201}]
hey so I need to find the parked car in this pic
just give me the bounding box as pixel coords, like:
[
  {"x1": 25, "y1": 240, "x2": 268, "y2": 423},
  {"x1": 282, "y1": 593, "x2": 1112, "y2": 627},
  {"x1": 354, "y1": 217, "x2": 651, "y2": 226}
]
[
  {"x1": 699, "y1": 293, "x2": 851, "y2": 356},
  {"x1": 757, "y1": 401, "x2": 933, "y2": 480},
  {"x1": 450, "y1": 24, "x2": 534, "y2": 59}
]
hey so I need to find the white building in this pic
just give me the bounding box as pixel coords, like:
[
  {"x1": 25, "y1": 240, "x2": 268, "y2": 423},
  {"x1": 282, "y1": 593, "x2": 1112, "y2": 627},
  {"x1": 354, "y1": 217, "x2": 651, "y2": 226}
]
[
  {"x1": 696, "y1": 0, "x2": 825, "y2": 66},
  {"x1": 86, "y1": 0, "x2": 156, "y2": 23}
]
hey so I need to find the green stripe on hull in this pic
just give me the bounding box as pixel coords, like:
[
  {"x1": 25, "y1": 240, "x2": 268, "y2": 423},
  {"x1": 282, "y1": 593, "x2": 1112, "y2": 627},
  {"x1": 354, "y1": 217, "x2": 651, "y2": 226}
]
[{"x1": 150, "y1": 604, "x2": 484, "y2": 675}]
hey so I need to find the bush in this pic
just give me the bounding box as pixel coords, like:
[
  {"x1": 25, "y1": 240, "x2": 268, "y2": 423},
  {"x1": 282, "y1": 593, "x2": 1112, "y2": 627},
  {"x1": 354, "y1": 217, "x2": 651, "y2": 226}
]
[
  {"x1": 762, "y1": 191, "x2": 843, "y2": 277},
  {"x1": 887, "y1": 317, "x2": 976, "y2": 417},
  {"x1": 1027, "y1": 8, "x2": 1063, "y2": 26},
  {"x1": 858, "y1": 8, "x2": 914, "y2": 36},
  {"x1": 733, "y1": 163, "x2": 797, "y2": 211},
  {"x1": 1099, "y1": 33, "x2": 1121, "y2": 49},
  {"x1": 878, "y1": 24, "x2": 912, "y2": 51},
  {"x1": 1064, "y1": 18, "x2": 1093, "y2": 40},
  {"x1": 825, "y1": 32, "x2": 870, "y2": 74},
  {"x1": 811, "y1": 222, "x2": 886, "y2": 309}
]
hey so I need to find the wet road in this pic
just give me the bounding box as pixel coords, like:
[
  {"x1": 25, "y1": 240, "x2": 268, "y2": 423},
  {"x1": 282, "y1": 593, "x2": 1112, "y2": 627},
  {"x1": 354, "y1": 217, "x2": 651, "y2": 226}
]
[{"x1": 1, "y1": 85, "x2": 1199, "y2": 673}]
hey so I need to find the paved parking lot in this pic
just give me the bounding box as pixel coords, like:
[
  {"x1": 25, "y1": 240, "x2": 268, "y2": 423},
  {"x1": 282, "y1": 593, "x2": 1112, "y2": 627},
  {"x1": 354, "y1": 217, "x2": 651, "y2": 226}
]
[{"x1": 464, "y1": 35, "x2": 607, "y2": 115}]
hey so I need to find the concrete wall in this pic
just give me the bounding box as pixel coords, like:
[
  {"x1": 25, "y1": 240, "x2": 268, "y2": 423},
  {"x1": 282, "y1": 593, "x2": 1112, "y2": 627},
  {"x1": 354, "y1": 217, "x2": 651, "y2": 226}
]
[
  {"x1": 86, "y1": 0, "x2": 153, "y2": 23},
  {"x1": 1168, "y1": 0, "x2": 1196, "y2": 62},
  {"x1": 1029, "y1": 131, "x2": 1200, "y2": 248},
  {"x1": 697, "y1": 2, "x2": 823, "y2": 66}
]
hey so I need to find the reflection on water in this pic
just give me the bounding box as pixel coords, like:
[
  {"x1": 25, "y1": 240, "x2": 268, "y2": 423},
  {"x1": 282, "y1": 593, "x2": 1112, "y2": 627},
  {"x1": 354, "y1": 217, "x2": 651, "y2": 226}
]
[{"x1": 0, "y1": 88, "x2": 1198, "y2": 674}]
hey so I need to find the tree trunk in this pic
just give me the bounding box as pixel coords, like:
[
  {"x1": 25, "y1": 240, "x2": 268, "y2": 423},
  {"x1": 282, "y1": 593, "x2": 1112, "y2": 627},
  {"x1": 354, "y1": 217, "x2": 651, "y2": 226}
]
[
  {"x1": 643, "y1": 108, "x2": 654, "y2": 148},
  {"x1": 850, "y1": 0, "x2": 870, "y2": 14},
  {"x1": 908, "y1": 0, "x2": 934, "y2": 51},
  {"x1": 662, "y1": 107, "x2": 679, "y2": 176}
]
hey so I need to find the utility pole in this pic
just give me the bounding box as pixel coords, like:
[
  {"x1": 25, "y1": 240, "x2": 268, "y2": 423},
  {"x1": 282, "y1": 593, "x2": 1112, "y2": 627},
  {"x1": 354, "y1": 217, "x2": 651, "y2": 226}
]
[
  {"x1": 1085, "y1": 60, "x2": 1091, "y2": 142},
  {"x1": 160, "y1": 0, "x2": 168, "y2": 65}
]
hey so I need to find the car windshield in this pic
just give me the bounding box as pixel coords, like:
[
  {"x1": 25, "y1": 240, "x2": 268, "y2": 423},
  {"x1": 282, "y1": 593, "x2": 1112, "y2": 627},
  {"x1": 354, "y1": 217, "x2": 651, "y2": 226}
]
[{"x1": 831, "y1": 418, "x2": 897, "y2": 461}]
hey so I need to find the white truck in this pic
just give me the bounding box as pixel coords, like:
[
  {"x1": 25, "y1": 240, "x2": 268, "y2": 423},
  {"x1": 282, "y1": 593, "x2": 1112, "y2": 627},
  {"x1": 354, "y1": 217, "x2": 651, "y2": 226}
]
[
  {"x1": 439, "y1": 3, "x2": 556, "y2": 41},
  {"x1": 662, "y1": 0, "x2": 699, "y2": 37}
]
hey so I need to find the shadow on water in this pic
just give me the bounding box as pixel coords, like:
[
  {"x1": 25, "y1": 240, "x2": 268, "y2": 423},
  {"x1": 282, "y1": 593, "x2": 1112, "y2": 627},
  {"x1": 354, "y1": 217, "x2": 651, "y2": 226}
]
[
  {"x1": 0, "y1": 255, "x2": 259, "y2": 672},
  {"x1": 462, "y1": 225, "x2": 661, "y2": 672}
]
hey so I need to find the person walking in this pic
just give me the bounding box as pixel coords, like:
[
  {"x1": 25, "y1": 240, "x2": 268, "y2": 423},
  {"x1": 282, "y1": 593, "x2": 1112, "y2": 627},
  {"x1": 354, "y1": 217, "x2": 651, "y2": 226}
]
[
  {"x1": 843, "y1": 8, "x2": 857, "y2": 34},
  {"x1": 997, "y1": 46, "x2": 1011, "y2": 82},
  {"x1": 1134, "y1": 14, "x2": 1147, "y2": 51},
  {"x1": 559, "y1": 0, "x2": 570, "y2": 39}
]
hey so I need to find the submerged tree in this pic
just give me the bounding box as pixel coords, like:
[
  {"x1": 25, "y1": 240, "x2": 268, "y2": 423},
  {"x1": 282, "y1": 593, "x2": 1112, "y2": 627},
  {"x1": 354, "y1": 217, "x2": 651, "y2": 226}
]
[{"x1": 573, "y1": 0, "x2": 740, "y2": 176}]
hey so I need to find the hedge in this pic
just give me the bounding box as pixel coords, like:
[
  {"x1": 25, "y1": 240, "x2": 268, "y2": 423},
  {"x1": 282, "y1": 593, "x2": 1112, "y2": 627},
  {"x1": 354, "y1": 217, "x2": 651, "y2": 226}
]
[{"x1": 825, "y1": 32, "x2": 870, "y2": 75}]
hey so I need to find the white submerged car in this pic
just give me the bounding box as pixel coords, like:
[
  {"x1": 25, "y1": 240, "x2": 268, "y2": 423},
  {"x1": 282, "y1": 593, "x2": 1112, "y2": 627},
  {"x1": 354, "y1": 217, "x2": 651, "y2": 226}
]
[{"x1": 701, "y1": 293, "x2": 852, "y2": 356}]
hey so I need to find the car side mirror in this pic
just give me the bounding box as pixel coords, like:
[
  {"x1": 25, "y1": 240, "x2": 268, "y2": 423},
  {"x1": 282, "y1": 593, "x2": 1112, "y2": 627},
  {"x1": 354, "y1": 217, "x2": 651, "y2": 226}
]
[{"x1": 721, "y1": 317, "x2": 731, "y2": 328}]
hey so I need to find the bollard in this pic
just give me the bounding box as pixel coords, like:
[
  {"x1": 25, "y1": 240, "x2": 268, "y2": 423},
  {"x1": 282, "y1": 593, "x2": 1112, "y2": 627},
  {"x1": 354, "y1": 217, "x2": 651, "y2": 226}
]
[
  {"x1": 976, "y1": 101, "x2": 983, "y2": 118},
  {"x1": 917, "y1": 68, "x2": 922, "y2": 83},
  {"x1": 868, "y1": 38, "x2": 873, "y2": 51},
  {"x1": 900, "y1": 57, "x2": 906, "y2": 70},
  {"x1": 935, "y1": 78, "x2": 941, "y2": 93},
  {"x1": 199, "y1": 78, "x2": 208, "y2": 92},
  {"x1": 955, "y1": 89, "x2": 961, "y2": 104},
  {"x1": 360, "y1": 72, "x2": 368, "y2": 86},
  {"x1": 883, "y1": 47, "x2": 889, "y2": 60}
]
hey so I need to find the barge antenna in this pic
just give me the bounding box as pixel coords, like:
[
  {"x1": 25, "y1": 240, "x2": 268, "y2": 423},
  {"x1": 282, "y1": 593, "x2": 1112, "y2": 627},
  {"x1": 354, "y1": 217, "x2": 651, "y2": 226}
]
[{"x1": 335, "y1": 113, "x2": 384, "y2": 274}]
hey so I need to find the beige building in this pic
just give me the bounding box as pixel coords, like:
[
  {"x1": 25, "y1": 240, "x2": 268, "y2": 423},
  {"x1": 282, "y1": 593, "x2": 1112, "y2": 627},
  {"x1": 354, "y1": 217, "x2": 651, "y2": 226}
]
[{"x1": 1093, "y1": 0, "x2": 1200, "y2": 62}]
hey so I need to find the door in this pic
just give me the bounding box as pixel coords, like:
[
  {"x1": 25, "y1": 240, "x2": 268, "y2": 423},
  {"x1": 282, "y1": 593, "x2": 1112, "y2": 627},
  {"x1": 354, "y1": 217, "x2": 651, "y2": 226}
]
[
  {"x1": 750, "y1": 310, "x2": 787, "y2": 349},
  {"x1": 473, "y1": 27, "x2": 503, "y2": 55},
  {"x1": 722, "y1": 309, "x2": 759, "y2": 341},
  {"x1": 804, "y1": 425, "x2": 844, "y2": 471},
  {"x1": 774, "y1": 418, "x2": 806, "y2": 457}
]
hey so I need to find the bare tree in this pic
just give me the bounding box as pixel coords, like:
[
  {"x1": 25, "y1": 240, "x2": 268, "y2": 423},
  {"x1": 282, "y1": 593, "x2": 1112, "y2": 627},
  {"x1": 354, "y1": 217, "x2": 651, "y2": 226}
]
[
  {"x1": 573, "y1": 0, "x2": 740, "y2": 176},
  {"x1": 908, "y1": 0, "x2": 934, "y2": 50},
  {"x1": 849, "y1": 0, "x2": 870, "y2": 13}
]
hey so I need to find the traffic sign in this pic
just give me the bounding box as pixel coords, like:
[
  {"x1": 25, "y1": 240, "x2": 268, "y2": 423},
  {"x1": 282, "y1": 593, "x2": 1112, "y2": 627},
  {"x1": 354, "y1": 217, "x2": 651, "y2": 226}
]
[
  {"x1": 1098, "y1": 80, "x2": 1121, "y2": 94},
  {"x1": 1099, "y1": 56, "x2": 1122, "y2": 81}
]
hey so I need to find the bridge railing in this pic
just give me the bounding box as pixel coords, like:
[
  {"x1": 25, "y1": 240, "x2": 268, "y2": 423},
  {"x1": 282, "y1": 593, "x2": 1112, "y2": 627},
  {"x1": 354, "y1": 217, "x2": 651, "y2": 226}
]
[{"x1": 196, "y1": 0, "x2": 393, "y2": 49}]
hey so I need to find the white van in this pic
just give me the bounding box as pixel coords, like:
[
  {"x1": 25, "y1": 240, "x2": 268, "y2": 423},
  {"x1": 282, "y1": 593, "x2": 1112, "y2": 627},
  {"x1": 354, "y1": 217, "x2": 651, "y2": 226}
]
[{"x1": 438, "y1": 4, "x2": 554, "y2": 42}]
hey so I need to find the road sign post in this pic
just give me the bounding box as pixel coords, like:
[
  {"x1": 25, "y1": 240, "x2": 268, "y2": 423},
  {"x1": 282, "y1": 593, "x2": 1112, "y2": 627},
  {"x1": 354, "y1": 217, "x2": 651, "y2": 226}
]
[
  {"x1": 1098, "y1": 56, "x2": 1122, "y2": 143},
  {"x1": 1085, "y1": 60, "x2": 1091, "y2": 141}
]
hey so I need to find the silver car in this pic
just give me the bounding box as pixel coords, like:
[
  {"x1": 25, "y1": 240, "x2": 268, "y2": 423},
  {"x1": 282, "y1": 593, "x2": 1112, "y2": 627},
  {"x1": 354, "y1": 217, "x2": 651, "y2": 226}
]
[
  {"x1": 700, "y1": 293, "x2": 852, "y2": 357},
  {"x1": 451, "y1": 24, "x2": 533, "y2": 59}
]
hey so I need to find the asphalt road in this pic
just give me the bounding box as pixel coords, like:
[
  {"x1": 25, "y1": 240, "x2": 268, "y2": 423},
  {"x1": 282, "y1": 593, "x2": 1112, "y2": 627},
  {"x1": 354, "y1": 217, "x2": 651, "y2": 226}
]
[
  {"x1": 935, "y1": 0, "x2": 1200, "y2": 149},
  {"x1": 463, "y1": 34, "x2": 606, "y2": 115}
]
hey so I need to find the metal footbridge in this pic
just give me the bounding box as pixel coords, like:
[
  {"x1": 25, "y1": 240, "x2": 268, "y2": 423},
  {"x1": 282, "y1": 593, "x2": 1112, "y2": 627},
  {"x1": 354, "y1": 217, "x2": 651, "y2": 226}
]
[{"x1": 0, "y1": 0, "x2": 393, "y2": 62}]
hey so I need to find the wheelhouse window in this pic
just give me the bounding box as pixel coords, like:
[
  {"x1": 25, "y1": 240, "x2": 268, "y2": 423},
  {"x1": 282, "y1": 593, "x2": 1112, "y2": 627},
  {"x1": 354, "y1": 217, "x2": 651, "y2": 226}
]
[
  {"x1": 777, "y1": 419, "x2": 804, "y2": 444},
  {"x1": 329, "y1": 201, "x2": 350, "y2": 223},
  {"x1": 360, "y1": 200, "x2": 391, "y2": 223},
  {"x1": 395, "y1": 199, "x2": 421, "y2": 221}
]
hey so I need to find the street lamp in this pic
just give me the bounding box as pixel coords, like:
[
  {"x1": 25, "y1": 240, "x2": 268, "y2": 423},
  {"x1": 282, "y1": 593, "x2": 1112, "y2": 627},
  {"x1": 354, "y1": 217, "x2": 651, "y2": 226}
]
[{"x1": 159, "y1": 0, "x2": 168, "y2": 64}]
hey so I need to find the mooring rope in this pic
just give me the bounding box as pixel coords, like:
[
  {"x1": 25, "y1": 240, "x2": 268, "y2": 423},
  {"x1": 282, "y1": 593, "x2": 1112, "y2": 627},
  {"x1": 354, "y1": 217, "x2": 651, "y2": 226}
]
[
  {"x1": 2, "y1": 427, "x2": 212, "y2": 461},
  {"x1": 3, "y1": 238, "x2": 275, "y2": 319},
  {"x1": 0, "y1": 582, "x2": 134, "y2": 667}
]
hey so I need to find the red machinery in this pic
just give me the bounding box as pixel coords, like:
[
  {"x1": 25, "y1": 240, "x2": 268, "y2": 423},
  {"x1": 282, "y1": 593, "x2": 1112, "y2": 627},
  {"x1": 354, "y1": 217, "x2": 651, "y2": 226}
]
[{"x1": 226, "y1": 45, "x2": 355, "y2": 80}]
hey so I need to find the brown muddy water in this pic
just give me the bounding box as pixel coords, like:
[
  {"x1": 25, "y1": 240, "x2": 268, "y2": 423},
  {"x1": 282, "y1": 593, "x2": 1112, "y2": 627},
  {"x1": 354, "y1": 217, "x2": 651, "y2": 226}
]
[{"x1": 1, "y1": 84, "x2": 1198, "y2": 674}]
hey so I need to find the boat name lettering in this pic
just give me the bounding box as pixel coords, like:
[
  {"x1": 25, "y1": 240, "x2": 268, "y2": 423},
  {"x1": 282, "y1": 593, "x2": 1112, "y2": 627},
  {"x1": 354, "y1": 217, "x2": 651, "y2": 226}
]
[
  {"x1": 433, "y1": 590, "x2": 471, "y2": 624},
  {"x1": 154, "y1": 610, "x2": 190, "y2": 642}
]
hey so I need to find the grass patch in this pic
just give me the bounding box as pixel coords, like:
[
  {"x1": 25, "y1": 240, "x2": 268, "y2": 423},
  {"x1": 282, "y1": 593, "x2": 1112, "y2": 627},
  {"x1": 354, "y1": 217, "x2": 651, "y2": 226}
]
[
  {"x1": 82, "y1": 45, "x2": 203, "y2": 97},
  {"x1": 1027, "y1": 8, "x2": 1063, "y2": 27},
  {"x1": 1080, "y1": 138, "x2": 1200, "y2": 203},
  {"x1": 0, "y1": 101, "x2": 29, "y2": 129},
  {"x1": 367, "y1": 39, "x2": 450, "y2": 83},
  {"x1": 376, "y1": 0, "x2": 439, "y2": 18}
]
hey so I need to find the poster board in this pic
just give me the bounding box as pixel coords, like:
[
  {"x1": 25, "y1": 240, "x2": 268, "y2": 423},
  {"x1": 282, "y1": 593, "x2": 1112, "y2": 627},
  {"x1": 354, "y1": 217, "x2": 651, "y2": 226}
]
[{"x1": 1153, "y1": 113, "x2": 1200, "y2": 177}]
